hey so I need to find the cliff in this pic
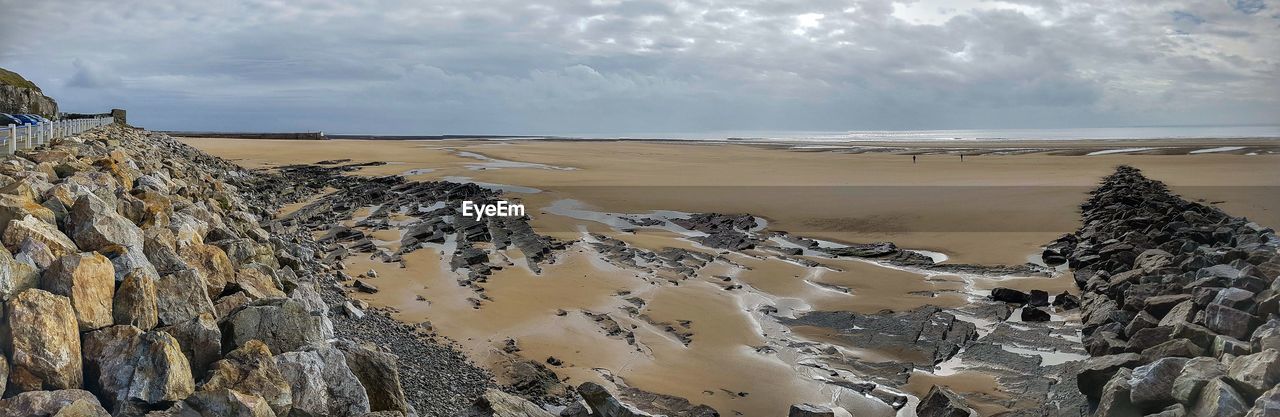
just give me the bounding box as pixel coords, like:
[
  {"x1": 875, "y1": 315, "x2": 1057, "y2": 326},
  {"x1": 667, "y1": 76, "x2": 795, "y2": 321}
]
[{"x1": 0, "y1": 68, "x2": 58, "y2": 117}]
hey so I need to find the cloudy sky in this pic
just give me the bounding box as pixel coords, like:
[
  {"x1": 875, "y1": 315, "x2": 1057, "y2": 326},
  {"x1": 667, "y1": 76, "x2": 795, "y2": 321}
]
[{"x1": 1, "y1": 0, "x2": 1277, "y2": 135}]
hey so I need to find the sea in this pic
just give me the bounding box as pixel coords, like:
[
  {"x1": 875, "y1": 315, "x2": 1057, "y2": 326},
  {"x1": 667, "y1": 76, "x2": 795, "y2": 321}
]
[{"x1": 555, "y1": 125, "x2": 1280, "y2": 142}]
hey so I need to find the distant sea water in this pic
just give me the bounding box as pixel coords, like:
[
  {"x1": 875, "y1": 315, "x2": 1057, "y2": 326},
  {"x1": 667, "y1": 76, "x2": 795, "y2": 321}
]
[{"x1": 560, "y1": 125, "x2": 1280, "y2": 142}]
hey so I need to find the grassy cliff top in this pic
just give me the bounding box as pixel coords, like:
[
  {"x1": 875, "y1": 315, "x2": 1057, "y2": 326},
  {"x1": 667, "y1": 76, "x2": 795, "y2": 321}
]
[{"x1": 0, "y1": 68, "x2": 42, "y2": 92}]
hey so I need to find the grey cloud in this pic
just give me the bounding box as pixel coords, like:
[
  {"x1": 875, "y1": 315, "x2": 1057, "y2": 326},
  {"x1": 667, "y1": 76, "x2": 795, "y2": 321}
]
[{"x1": 0, "y1": 0, "x2": 1276, "y2": 134}]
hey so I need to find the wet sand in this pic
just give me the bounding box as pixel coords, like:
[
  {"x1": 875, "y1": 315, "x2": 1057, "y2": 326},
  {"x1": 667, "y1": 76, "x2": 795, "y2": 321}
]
[{"x1": 183, "y1": 136, "x2": 1280, "y2": 416}]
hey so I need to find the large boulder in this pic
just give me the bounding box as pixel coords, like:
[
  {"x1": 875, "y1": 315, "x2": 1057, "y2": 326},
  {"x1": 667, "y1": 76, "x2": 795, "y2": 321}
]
[
  {"x1": 1096, "y1": 368, "x2": 1140, "y2": 417},
  {"x1": 1077, "y1": 353, "x2": 1143, "y2": 400},
  {"x1": 177, "y1": 243, "x2": 234, "y2": 298},
  {"x1": 1188, "y1": 378, "x2": 1250, "y2": 417},
  {"x1": 1172, "y1": 357, "x2": 1227, "y2": 405},
  {"x1": 154, "y1": 269, "x2": 217, "y2": 326},
  {"x1": 232, "y1": 268, "x2": 286, "y2": 301},
  {"x1": 1225, "y1": 349, "x2": 1280, "y2": 398},
  {"x1": 788, "y1": 403, "x2": 834, "y2": 417},
  {"x1": 81, "y1": 325, "x2": 195, "y2": 411},
  {"x1": 160, "y1": 313, "x2": 222, "y2": 380},
  {"x1": 113, "y1": 270, "x2": 158, "y2": 329},
  {"x1": 224, "y1": 298, "x2": 330, "y2": 355},
  {"x1": 68, "y1": 194, "x2": 144, "y2": 253},
  {"x1": 1246, "y1": 385, "x2": 1280, "y2": 417},
  {"x1": 333, "y1": 340, "x2": 413, "y2": 415},
  {"x1": 0, "y1": 244, "x2": 39, "y2": 302},
  {"x1": 2, "y1": 214, "x2": 77, "y2": 259},
  {"x1": 0, "y1": 193, "x2": 56, "y2": 235},
  {"x1": 40, "y1": 252, "x2": 116, "y2": 331},
  {"x1": 200, "y1": 340, "x2": 292, "y2": 416},
  {"x1": 5, "y1": 288, "x2": 83, "y2": 393},
  {"x1": 274, "y1": 345, "x2": 372, "y2": 417},
  {"x1": 1129, "y1": 357, "x2": 1187, "y2": 410},
  {"x1": 0, "y1": 389, "x2": 109, "y2": 417}
]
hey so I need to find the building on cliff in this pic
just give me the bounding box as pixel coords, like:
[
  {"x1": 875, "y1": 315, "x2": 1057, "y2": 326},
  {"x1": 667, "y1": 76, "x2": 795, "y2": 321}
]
[{"x1": 0, "y1": 67, "x2": 59, "y2": 118}]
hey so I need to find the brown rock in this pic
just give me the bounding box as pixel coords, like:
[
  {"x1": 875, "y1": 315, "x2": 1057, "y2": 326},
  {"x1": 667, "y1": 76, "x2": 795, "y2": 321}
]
[
  {"x1": 2, "y1": 214, "x2": 77, "y2": 259},
  {"x1": 232, "y1": 268, "x2": 286, "y2": 300},
  {"x1": 113, "y1": 270, "x2": 159, "y2": 329},
  {"x1": 0, "y1": 389, "x2": 108, "y2": 417},
  {"x1": 201, "y1": 340, "x2": 293, "y2": 416},
  {"x1": 5, "y1": 289, "x2": 83, "y2": 393},
  {"x1": 0, "y1": 244, "x2": 40, "y2": 302},
  {"x1": 160, "y1": 313, "x2": 222, "y2": 379},
  {"x1": 177, "y1": 243, "x2": 234, "y2": 299},
  {"x1": 334, "y1": 339, "x2": 413, "y2": 414},
  {"x1": 40, "y1": 252, "x2": 116, "y2": 331}
]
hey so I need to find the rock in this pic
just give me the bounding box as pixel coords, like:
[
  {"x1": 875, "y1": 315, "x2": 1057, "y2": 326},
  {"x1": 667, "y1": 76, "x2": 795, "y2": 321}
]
[
  {"x1": 1053, "y1": 292, "x2": 1081, "y2": 310},
  {"x1": 1172, "y1": 357, "x2": 1227, "y2": 405},
  {"x1": 51, "y1": 399, "x2": 111, "y2": 417},
  {"x1": 1143, "y1": 294, "x2": 1192, "y2": 318},
  {"x1": 40, "y1": 252, "x2": 116, "y2": 331},
  {"x1": 915, "y1": 385, "x2": 972, "y2": 417},
  {"x1": 1246, "y1": 385, "x2": 1280, "y2": 417},
  {"x1": 1188, "y1": 378, "x2": 1250, "y2": 417},
  {"x1": 1027, "y1": 290, "x2": 1049, "y2": 307},
  {"x1": 161, "y1": 313, "x2": 222, "y2": 379},
  {"x1": 990, "y1": 287, "x2": 1029, "y2": 304},
  {"x1": 154, "y1": 269, "x2": 217, "y2": 326},
  {"x1": 577, "y1": 382, "x2": 655, "y2": 417},
  {"x1": 1021, "y1": 307, "x2": 1051, "y2": 322},
  {"x1": 68, "y1": 194, "x2": 144, "y2": 252},
  {"x1": 1077, "y1": 353, "x2": 1143, "y2": 400},
  {"x1": 1252, "y1": 319, "x2": 1280, "y2": 352},
  {"x1": 1142, "y1": 339, "x2": 1205, "y2": 363},
  {"x1": 224, "y1": 298, "x2": 330, "y2": 355},
  {"x1": 1134, "y1": 249, "x2": 1173, "y2": 272},
  {"x1": 0, "y1": 244, "x2": 39, "y2": 302},
  {"x1": 177, "y1": 243, "x2": 234, "y2": 299},
  {"x1": 1213, "y1": 288, "x2": 1256, "y2": 310},
  {"x1": 335, "y1": 339, "x2": 414, "y2": 415},
  {"x1": 1159, "y1": 300, "x2": 1197, "y2": 327},
  {"x1": 232, "y1": 268, "x2": 286, "y2": 301},
  {"x1": 168, "y1": 388, "x2": 277, "y2": 417},
  {"x1": 1129, "y1": 357, "x2": 1187, "y2": 409},
  {"x1": 0, "y1": 193, "x2": 56, "y2": 235},
  {"x1": 788, "y1": 403, "x2": 835, "y2": 417},
  {"x1": 5, "y1": 288, "x2": 83, "y2": 392},
  {"x1": 0, "y1": 390, "x2": 108, "y2": 417},
  {"x1": 1225, "y1": 349, "x2": 1279, "y2": 398},
  {"x1": 464, "y1": 388, "x2": 555, "y2": 417},
  {"x1": 201, "y1": 339, "x2": 293, "y2": 416},
  {"x1": 81, "y1": 326, "x2": 195, "y2": 411},
  {"x1": 1205, "y1": 304, "x2": 1257, "y2": 340},
  {"x1": 1096, "y1": 368, "x2": 1140, "y2": 417},
  {"x1": 354, "y1": 280, "x2": 379, "y2": 294},
  {"x1": 274, "y1": 345, "x2": 371, "y2": 417},
  {"x1": 113, "y1": 270, "x2": 159, "y2": 329},
  {"x1": 3, "y1": 214, "x2": 77, "y2": 259}
]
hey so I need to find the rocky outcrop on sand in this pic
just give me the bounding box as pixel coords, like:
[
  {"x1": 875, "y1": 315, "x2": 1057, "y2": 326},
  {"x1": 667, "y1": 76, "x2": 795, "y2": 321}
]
[
  {"x1": 1045, "y1": 166, "x2": 1280, "y2": 416},
  {"x1": 0, "y1": 124, "x2": 499, "y2": 416}
]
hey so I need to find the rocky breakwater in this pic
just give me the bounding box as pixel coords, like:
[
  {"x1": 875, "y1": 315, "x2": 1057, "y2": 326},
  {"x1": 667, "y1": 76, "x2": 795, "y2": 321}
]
[
  {"x1": 0, "y1": 124, "x2": 521, "y2": 416},
  {"x1": 1046, "y1": 166, "x2": 1280, "y2": 416}
]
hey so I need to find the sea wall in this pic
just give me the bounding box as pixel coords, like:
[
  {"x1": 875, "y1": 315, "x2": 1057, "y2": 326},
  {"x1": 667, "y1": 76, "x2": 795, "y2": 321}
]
[
  {"x1": 0, "y1": 125, "x2": 514, "y2": 416},
  {"x1": 1044, "y1": 166, "x2": 1279, "y2": 416}
]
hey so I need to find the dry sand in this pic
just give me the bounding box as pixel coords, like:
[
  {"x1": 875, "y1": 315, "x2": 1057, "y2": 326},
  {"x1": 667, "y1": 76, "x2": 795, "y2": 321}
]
[{"x1": 183, "y1": 136, "x2": 1280, "y2": 416}]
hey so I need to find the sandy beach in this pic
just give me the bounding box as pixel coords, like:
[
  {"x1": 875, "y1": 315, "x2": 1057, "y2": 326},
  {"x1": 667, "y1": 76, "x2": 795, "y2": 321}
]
[{"x1": 181, "y1": 137, "x2": 1280, "y2": 416}]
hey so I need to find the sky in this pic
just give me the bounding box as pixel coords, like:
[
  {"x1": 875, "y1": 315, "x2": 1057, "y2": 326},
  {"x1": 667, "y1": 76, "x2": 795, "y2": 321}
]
[{"x1": 1, "y1": 0, "x2": 1277, "y2": 135}]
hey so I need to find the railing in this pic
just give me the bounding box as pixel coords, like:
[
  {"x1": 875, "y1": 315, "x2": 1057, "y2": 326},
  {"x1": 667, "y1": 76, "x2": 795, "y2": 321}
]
[{"x1": 3, "y1": 116, "x2": 114, "y2": 155}]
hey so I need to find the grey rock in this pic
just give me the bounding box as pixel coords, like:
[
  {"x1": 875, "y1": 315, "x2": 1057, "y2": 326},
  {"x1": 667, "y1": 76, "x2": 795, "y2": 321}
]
[
  {"x1": 1225, "y1": 349, "x2": 1280, "y2": 398},
  {"x1": 155, "y1": 269, "x2": 217, "y2": 326},
  {"x1": 1129, "y1": 357, "x2": 1188, "y2": 409},
  {"x1": 0, "y1": 389, "x2": 108, "y2": 417},
  {"x1": 915, "y1": 385, "x2": 972, "y2": 417},
  {"x1": 1172, "y1": 357, "x2": 1227, "y2": 405},
  {"x1": 1188, "y1": 378, "x2": 1249, "y2": 417},
  {"x1": 225, "y1": 298, "x2": 330, "y2": 355}
]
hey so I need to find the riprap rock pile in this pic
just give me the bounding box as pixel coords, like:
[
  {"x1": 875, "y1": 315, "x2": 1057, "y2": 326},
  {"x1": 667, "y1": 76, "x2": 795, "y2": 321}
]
[{"x1": 1046, "y1": 166, "x2": 1279, "y2": 416}]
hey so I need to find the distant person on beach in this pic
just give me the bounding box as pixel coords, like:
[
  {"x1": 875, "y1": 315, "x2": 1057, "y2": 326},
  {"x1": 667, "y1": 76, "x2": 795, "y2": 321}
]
[
  {"x1": 960, "y1": 154, "x2": 964, "y2": 162},
  {"x1": 913, "y1": 155, "x2": 917, "y2": 164}
]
